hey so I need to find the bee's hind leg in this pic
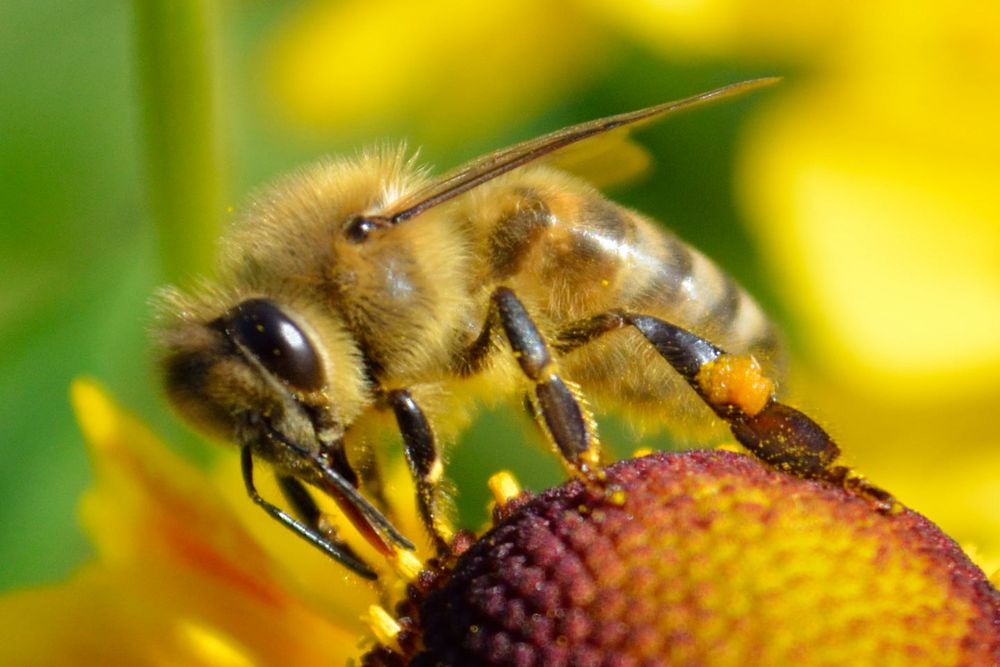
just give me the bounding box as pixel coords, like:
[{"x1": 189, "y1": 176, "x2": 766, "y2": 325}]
[{"x1": 555, "y1": 312, "x2": 898, "y2": 512}]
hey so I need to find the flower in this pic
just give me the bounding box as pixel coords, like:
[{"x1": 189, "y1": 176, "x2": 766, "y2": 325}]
[
  {"x1": 2, "y1": 381, "x2": 996, "y2": 665},
  {"x1": 7, "y1": 2, "x2": 997, "y2": 663},
  {"x1": 377, "y1": 451, "x2": 1000, "y2": 666}
]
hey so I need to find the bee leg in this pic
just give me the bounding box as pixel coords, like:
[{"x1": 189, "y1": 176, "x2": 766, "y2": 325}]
[
  {"x1": 277, "y1": 474, "x2": 324, "y2": 526},
  {"x1": 556, "y1": 312, "x2": 898, "y2": 511},
  {"x1": 239, "y1": 445, "x2": 378, "y2": 579},
  {"x1": 257, "y1": 411, "x2": 413, "y2": 555},
  {"x1": 624, "y1": 315, "x2": 841, "y2": 475},
  {"x1": 276, "y1": 474, "x2": 371, "y2": 564},
  {"x1": 353, "y1": 446, "x2": 393, "y2": 518},
  {"x1": 488, "y1": 287, "x2": 604, "y2": 483},
  {"x1": 387, "y1": 389, "x2": 453, "y2": 555}
]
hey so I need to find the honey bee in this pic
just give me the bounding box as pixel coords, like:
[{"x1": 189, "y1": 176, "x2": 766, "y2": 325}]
[{"x1": 156, "y1": 79, "x2": 892, "y2": 579}]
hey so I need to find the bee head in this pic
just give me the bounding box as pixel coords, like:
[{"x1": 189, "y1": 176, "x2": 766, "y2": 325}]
[{"x1": 154, "y1": 287, "x2": 372, "y2": 469}]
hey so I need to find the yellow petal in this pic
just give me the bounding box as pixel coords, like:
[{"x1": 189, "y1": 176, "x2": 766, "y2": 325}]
[
  {"x1": 740, "y1": 77, "x2": 1000, "y2": 400},
  {"x1": 583, "y1": 0, "x2": 859, "y2": 60},
  {"x1": 726, "y1": 0, "x2": 1000, "y2": 596},
  {"x1": 801, "y1": 371, "x2": 1000, "y2": 569},
  {"x1": 2, "y1": 379, "x2": 366, "y2": 666}
]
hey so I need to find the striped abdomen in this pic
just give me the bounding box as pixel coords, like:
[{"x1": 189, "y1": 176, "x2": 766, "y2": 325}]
[{"x1": 474, "y1": 169, "x2": 780, "y2": 433}]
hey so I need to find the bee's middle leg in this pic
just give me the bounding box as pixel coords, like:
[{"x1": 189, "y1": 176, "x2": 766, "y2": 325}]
[{"x1": 465, "y1": 287, "x2": 604, "y2": 483}]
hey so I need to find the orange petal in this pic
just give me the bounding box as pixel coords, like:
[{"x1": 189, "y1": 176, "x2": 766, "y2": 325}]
[{"x1": 0, "y1": 379, "x2": 367, "y2": 666}]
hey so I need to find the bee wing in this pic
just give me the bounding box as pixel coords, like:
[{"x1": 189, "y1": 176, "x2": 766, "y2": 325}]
[
  {"x1": 546, "y1": 132, "x2": 653, "y2": 190},
  {"x1": 380, "y1": 77, "x2": 779, "y2": 224}
]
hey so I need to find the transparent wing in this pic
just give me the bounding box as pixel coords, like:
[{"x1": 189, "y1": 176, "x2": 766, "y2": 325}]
[
  {"x1": 377, "y1": 78, "x2": 779, "y2": 224},
  {"x1": 546, "y1": 130, "x2": 653, "y2": 190}
]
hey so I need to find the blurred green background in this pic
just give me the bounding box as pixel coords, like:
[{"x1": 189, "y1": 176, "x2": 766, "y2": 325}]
[{"x1": 4, "y1": 0, "x2": 998, "y2": 594}]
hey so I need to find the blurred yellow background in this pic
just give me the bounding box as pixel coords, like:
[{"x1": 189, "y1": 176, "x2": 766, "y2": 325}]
[{"x1": 1, "y1": 0, "x2": 997, "y2": 594}]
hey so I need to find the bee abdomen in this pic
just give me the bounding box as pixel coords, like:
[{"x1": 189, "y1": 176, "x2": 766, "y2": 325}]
[
  {"x1": 549, "y1": 194, "x2": 776, "y2": 359},
  {"x1": 468, "y1": 177, "x2": 781, "y2": 432},
  {"x1": 628, "y1": 217, "x2": 777, "y2": 359},
  {"x1": 556, "y1": 210, "x2": 781, "y2": 429},
  {"x1": 478, "y1": 178, "x2": 776, "y2": 360}
]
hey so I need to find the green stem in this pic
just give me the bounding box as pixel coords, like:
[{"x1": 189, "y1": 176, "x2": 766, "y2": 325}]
[{"x1": 133, "y1": 0, "x2": 224, "y2": 283}]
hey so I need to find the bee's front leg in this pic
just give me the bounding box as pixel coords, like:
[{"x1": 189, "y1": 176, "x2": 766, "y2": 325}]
[
  {"x1": 385, "y1": 389, "x2": 453, "y2": 555},
  {"x1": 275, "y1": 473, "x2": 375, "y2": 567},
  {"x1": 239, "y1": 446, "x2": 378, "y2": 579}
]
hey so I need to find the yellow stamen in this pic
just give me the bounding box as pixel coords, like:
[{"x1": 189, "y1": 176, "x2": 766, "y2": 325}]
[
  {"x1": 488, "y1": 471, "x2": 522, "y2": 508},
  {"x1": 367, "y1": 604, "x2": 403, "y2": 653},
  {"x1": 391, "y1": 548, "x2": 424, "y2": 582},
  {"x1": 606, "y1": 485, "x2": 627, "y2": 506}
]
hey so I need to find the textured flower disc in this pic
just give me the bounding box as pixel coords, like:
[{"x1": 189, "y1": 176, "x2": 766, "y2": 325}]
[{"x1": 389, "y1": 450, "x2": 1000, "y2": 666}]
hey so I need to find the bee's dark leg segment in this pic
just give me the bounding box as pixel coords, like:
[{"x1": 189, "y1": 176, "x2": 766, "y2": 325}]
[
  {"x1": 555, "y1": 310, "x2": 721, "y2": 378},
  {"x1": 277, "y1": 474, "x2": 322, "y2": 526},
  {"x1": 490, "y1": 287, "x2": 603, "y2": 480},
  {"x1": 354, "y1": 447, "x2": 392, "y2": 516},
  {"x1": 624, "y1": 315, "x2": 844, "y2": 479},
  {"x1": 555, "y1": 311, "x2": 897, "y2": 510},
  {"x1": 838, "y1": 468, "x2": 898, "y2": 510},
  {"x1": 277, "y1": 474, "x2": 371, "y2": 567},
  {"x1": 387, "y1": 389, "x2": 452, "y2": 554},
  {"x1": 726, "y1": 402, "x2": 840, "y2": 475},
  {"x1": 625, "y1": 315, "x2": 723, "y2": 381},
  {"x1": 240, "y1": 446, "x2": 378, "y2": 579},
  {"x1": 456, "y1": 304, "x2": 499, "y2": 376},
  {"x1": 532, "y1": 376, "x2": 596, "y2": 467},
  {"x1": 259, "y1": 418, "x2": 413, "y2": 551},
  {"x1": 554, "y1": 310, "x2": 628, "y2": 355}
]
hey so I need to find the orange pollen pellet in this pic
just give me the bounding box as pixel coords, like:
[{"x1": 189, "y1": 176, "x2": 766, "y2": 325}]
[{"x1": 696, "y1": 354, "x2": 774, "y2": 416}]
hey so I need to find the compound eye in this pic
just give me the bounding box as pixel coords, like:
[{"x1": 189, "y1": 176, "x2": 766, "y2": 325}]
[{"x1": 225, "y1": 298, "x2": 324, "y2": 392}]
